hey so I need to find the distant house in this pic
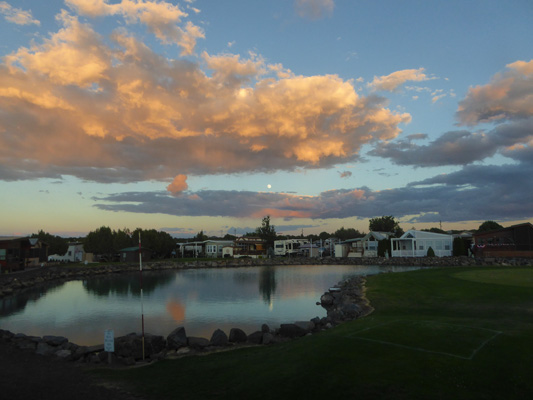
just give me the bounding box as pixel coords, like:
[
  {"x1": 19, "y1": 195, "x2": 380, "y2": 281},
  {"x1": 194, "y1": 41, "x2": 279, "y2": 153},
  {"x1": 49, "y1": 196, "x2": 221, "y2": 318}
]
[
  {"x1": 48, "y1": 242, "x2": 86, "y2": 263},
  {"x1": 230, "y1": 237, "x2": 267, "y2": 258},
  {"x1": 204, "y1": 240, "x2": 234, "y2": 258},
  {"x1": 0, "y1": 237, "x2": 48, "y2": 272},
  {"x1": 349, "y1": 232, "x2": 393, "y2": 258},
  {"x1": 473, "y1": 223, "x2": 533, "y2": 258},
  {"x1": 391, "y1": 230, "x2": 453, "y2": 257},
  {"x1": 119, "y1": 246, "x2": 151, "y2": 262}
]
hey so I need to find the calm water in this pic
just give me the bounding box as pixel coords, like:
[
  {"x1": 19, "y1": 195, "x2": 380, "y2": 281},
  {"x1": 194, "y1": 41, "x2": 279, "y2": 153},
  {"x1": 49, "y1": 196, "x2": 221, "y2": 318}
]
[{"x1": 0, "y1": 264, "x2": 419, "y2": 345}]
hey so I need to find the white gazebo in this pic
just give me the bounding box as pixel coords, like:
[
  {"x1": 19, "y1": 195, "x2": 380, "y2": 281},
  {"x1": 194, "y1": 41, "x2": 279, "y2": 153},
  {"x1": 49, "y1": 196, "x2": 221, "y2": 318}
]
[{"x1": 391, "y1": 230, "x2": 453, "y2": 257}]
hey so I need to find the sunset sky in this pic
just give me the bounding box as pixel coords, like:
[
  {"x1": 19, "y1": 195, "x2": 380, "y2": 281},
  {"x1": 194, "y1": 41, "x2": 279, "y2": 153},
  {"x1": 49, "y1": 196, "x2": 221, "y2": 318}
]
[{"x1": 1, "y1": 0, "x2": 532, "y2": 238}]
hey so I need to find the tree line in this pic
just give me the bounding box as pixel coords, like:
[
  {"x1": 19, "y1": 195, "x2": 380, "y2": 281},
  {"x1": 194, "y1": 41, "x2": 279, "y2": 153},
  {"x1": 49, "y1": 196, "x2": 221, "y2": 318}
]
[{"x1": 31, "y1": 217, "x2": 504, "y2": 259}]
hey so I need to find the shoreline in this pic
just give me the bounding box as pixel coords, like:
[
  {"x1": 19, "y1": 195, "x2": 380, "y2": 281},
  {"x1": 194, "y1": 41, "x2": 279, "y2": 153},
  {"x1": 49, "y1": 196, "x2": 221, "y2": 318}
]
[{"x1": 1, "y1": 256, "x2": 531, "y2": 367}]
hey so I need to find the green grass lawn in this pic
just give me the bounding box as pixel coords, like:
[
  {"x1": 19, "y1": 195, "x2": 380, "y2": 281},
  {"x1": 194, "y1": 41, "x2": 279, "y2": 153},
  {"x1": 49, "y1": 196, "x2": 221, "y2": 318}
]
[{"x1": 93, "y1": 266, "x2": 533, "y2": 400}]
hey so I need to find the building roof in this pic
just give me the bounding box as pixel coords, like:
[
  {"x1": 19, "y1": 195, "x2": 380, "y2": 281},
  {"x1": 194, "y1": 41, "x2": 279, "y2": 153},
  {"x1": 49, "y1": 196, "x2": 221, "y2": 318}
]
[{"x1": 398, "y1": 230, "x2": 453, "y2": 239}]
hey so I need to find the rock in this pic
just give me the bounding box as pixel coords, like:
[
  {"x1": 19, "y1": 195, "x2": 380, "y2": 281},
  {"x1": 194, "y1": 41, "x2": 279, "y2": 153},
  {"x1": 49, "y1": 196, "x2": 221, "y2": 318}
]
[
  {"x1": 261, "y1": 324, "x2": 270, "y2": 333},
  {"x1": 247, "y1": 331, "x2": 263, "y2": 344},
  {"x1": 36, "y1": 342, "x2": 56, "y2": 356},
  {"x1": 167, "y1": 327, "x2": 187, "y2": 350},
  {"x1": 115, "y1": 333, "x2": 165, "y2": 360},
  {"x1": 320, "y1": 293, "x2": 334, "y2": 306},
  {"x1": 188, "y1": 337, "x2": 209, "y2": 349},
  {"x1": 294, "y1": 321, "x2": 315, "y2": 331},
  {"x1": 229, "y1": 328, "x2": 247, "y2": 343},
  {"x1": 55, "y1": 349, "x2": 72, "y2": 359},
  {"x1": 279, "y1": 324, "x2": 308, "y2": 338},
  {"x1": 262, "y1": 332, "x2": 274, "y2": 345},
  {"x1": 43, "y1": 335, "x2": 68, "y2": 347},
  {"x1": 209, "y1": 329, "x2": 228, "y2": 347}
]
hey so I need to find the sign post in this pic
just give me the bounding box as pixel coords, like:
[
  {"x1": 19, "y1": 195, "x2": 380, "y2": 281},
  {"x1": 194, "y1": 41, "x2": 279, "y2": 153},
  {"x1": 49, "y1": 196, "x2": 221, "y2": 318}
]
[{"x1": 104, "y1": 329, "x2": 114, "y2": 365}]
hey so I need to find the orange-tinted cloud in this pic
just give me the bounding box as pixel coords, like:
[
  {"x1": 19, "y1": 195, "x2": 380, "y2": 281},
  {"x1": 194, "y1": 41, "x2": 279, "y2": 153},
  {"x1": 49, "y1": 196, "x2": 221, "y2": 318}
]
[
  {"x1": 167, "y1": 174, "x2": 188, "y2": 195},
  {"x1": 457, "y1": 60, "x2": 533, "y2": 125},
  {"x1": 0, "y1": 2, "x2": 40, "y2": 25},
  {"x1": 0, "y1": 6, "x2": 410, "y2": 183},
  {"x1": 369, "y1": 68, "x2": 433, "y2": 92}
]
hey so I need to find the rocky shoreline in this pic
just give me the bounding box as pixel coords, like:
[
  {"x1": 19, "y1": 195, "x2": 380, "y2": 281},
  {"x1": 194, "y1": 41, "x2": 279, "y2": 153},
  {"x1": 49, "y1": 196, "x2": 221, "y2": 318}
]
[{"x1": 1, "y1": 256, "x2": 531, "y2": 367}]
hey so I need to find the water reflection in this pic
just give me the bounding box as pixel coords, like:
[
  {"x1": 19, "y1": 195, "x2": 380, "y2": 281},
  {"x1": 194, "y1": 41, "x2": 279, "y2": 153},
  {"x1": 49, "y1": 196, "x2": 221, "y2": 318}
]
[
  {"x1": 83, "y1": 271, "x2": 175, "y2": 297},
  {"x1": 259, "y1": 266, "x2": 277, "y2": 304}
]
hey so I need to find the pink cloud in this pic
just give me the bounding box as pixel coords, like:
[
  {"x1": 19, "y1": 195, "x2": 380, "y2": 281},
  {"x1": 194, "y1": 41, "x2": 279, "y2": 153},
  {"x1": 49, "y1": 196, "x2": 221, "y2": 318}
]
[{"x1": 167, "y1": 174, "x2": 188, "y2": 195}]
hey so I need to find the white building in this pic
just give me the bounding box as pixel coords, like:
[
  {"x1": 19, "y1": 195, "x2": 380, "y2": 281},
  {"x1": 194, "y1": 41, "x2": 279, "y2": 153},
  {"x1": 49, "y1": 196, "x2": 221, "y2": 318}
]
[
  {"x1": 48, "y1": 242, "x2": 85, "y2": 262},
  {"x1": 391, "y1": 230, "x2": 453, "y2": 257}
]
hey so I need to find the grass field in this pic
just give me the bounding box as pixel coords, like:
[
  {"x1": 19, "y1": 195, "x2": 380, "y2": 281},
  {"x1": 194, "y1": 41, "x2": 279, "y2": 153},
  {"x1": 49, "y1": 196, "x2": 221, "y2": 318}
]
[{"x1": 94, "y1": 266, "x2": 533, "y2": 399}]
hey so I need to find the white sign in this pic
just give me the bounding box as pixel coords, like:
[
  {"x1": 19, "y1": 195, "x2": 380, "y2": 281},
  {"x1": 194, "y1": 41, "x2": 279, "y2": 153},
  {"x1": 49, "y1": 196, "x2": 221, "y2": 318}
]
[{"x1": 104, "y1": 329, "x2": 115, "y2": 352}]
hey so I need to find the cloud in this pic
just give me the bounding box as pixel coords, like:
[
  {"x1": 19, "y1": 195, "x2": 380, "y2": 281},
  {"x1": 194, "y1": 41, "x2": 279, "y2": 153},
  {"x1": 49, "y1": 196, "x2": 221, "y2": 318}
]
[
  {"x1": 368, "y1": 68, "x2": 433, "y2": 92},
  {"x1": 167, "y1": 174, "x2": 188, "y2": 195},
  {"x1": 93, "y1": 160, "x2": 533, "y2": 223},
  {"x1": 295, "y1": 0, "x2": 334, "y2": 20},
  {"x1": 457, "y1": 59, "x2": 533, "y2": 125},
  {"x1": 370, "y1": 61, "x2": 533, "y2": 167},
  {"x1": 0, "y1": 11, "x2": 411, "y2": 183},
  {"x1": 65, "y1": 0, "x2": 204, "y2": 54},
  {"x1": 0, "y1": 2, "x2": 40, "y2": 25},
  {"x1": 338, "y1": 171, "x2": 352, "y2": 178}
]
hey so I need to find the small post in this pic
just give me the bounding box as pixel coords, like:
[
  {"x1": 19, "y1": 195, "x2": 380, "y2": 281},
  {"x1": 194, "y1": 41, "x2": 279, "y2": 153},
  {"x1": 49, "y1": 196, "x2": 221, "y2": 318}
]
[
  {"x1": 139, "y1": 231, "x2": 145, "y2": 361},
  {"x1": 104, "y1": 329, "x2": 114, "y2": 365}
]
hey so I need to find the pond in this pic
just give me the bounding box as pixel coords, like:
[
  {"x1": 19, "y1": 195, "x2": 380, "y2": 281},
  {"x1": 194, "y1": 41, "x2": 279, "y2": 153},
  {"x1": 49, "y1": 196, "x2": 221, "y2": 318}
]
[{"x1": 0, "y1": 264, "x2": 420, "y2": 346}]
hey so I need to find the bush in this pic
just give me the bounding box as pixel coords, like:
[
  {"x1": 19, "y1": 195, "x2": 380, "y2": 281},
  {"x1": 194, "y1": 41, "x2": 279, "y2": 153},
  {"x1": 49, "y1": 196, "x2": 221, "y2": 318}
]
[{"x1": 427, "y1": 247, "x2": 435, "y2": 257}]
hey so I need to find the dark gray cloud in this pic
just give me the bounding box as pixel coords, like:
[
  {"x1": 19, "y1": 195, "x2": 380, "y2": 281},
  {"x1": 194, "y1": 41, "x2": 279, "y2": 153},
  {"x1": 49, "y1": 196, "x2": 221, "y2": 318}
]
[
  {"x1": 369, "y1": 118, "x2": 533, "y2": 167},
  {"x1": 93, "y1": 160, "x2": 533, "y2": 224}
]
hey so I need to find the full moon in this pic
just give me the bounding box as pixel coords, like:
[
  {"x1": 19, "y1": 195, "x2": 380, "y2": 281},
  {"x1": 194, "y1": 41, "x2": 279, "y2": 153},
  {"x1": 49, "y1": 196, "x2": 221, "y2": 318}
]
[{"x1": 267, "y1": 184, "x2": 272, "y2": 189}]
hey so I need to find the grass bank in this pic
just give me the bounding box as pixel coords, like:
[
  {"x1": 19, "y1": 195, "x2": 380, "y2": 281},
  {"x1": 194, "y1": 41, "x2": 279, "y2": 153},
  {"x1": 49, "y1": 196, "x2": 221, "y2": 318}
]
[{"x1": 94, "y1": 266, "x2": 533, "y2": 399}]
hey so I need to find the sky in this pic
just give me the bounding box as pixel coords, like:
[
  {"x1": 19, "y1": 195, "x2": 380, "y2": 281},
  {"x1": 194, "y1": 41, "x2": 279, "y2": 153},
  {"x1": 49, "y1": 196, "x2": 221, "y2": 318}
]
[{"x1": 0, "y1": 0, "x2": 532, "y2": 238}]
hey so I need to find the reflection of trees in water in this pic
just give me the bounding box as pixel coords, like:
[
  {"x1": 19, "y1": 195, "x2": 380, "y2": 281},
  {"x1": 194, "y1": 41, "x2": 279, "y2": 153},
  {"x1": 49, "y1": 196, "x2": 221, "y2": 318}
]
[
  {"x1": 0, "y1": 282, "x2": 63, "y2": 316},
  {"x1": 259, "y1": 266, "x2": 277, "y2": 304},
  {"x1": 83, "y1": 271, "x2": 175, "y2": 297},
  {"x1": 233, "y1": 271, "x2": 257, "y2": 283}
]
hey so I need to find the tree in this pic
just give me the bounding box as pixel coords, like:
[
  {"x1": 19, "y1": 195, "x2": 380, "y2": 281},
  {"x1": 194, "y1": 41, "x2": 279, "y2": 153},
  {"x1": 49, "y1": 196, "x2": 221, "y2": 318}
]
[
  {"x1": 84, "y1": 226, "x2": 114, "y2": 257},
  {"x1": 369, "y1": 216, "x2": 404, "y2": 237},
  {"x1": 193, "y1": 230, "x2": 208, "y2": 241},
  {"x1": 477, "y1": 220, "x2": 503, "y2": 232},
  {"x1": 255, "y1": 216, "x2": 277, "y2": 249},
  {"x1": 133, "y1": 228, "x2": 176, "y2": 258},
  {"x1": 31, "y1": 230, "x2": 68, "y2": 256},
  {"x1": 334, "y1": 227, "x2": 363, "y2": 241}
]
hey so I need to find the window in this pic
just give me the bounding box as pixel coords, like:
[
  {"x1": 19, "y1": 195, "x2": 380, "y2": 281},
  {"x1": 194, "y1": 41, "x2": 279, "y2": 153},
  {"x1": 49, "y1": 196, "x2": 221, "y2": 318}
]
[
  {"x1": 0, "y1": 249, "x2": 5, "y2": 261},
  {"x1": 445, "y1": 243, "x2": 450, "y2": 250}
]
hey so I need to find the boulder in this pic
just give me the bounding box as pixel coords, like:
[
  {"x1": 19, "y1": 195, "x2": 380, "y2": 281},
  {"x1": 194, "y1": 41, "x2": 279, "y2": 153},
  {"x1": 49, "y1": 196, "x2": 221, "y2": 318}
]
[
  {"x1": 229, "y1": 328, "x2": 247, "y2": 343},
  {"x1": 279, "y1": 324, "x2": 308, "y2": 338},
  {"x1": 247, "y1": 331, "x2": 263, "y2": 344},
  {"x1": 167, "y1": 327, "x2": 187, "y2": 350},
  {"x1": 262, "y1": 332, "x2": 274, "y2": 345},
  {"x1": 261, "y1": 324, "x2": 270, "y2": 333},
  {"x1": 115, "y1": 333, "x2": 165, "y2": 360},
  {"x1": 188, "y1": 337, "x2": 209, "y2": 349},
  {"x1": 36, "y1": 342, "x2": 56, "y2": 356},
  {"x1": 43, "y1": 335, "x2": 68, "y2": 347},
  {"x1": 294, "y1": 321, "x2": 315, "y2": 331},
  {"x1": 209, "y1": 329, "x2": 228, "y2": 347},
  {"x1": 320, "y1": 293, "x2": 334, "y2": 306}
]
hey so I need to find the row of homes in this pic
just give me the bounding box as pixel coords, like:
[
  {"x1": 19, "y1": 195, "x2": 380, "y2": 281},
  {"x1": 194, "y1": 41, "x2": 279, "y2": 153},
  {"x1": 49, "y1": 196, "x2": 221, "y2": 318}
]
[
  {"x1": 177, "y1": 223, "x2": 533, "y2": 260},
  {"x1": 2, "y1": 223, "x2": 531, "y2": 272}
]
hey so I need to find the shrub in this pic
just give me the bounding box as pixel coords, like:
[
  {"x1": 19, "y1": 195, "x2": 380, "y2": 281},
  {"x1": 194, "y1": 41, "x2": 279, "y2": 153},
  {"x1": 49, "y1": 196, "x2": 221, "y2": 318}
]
[{"x1": 427, "y1": 247, "x2": 435, "y2": 257}]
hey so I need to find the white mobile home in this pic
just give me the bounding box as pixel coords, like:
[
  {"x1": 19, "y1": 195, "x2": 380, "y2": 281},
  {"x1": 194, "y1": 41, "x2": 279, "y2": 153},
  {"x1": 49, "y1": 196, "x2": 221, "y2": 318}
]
[{"x1": 391, "y1": 230, "x2": 453, "y2": 257}]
